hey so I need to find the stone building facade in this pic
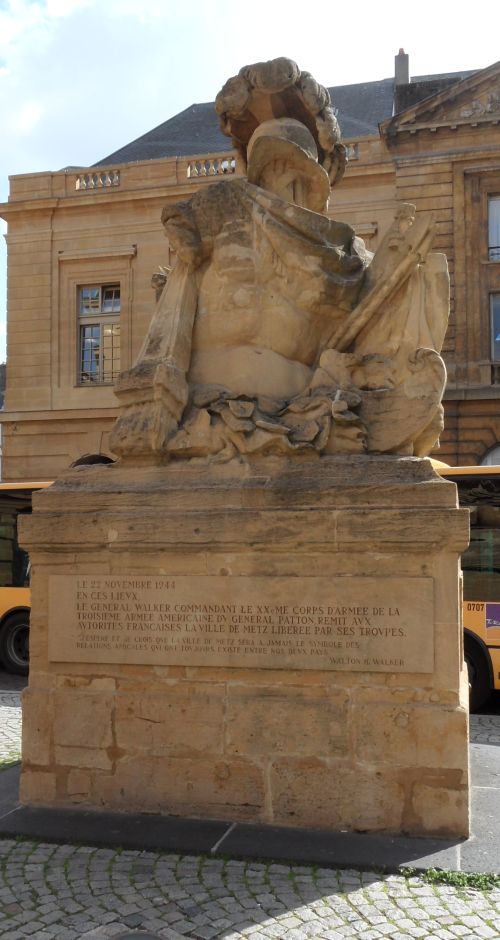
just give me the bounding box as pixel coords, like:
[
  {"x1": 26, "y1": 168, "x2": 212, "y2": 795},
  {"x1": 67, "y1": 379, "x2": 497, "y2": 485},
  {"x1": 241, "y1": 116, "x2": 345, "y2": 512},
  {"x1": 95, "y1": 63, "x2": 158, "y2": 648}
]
[{"x1": 1, "y1": 54, "x2": 500, "y2": 479}]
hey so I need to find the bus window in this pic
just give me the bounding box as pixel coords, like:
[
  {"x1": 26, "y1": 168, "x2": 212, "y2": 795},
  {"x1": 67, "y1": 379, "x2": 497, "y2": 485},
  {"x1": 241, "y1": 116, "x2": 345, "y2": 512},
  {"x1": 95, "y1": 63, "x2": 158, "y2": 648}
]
[
  {"x1": 0, "y1": 511, "x2": 17, "y2": 588},
  {"x1": 0, "y1": 482, "x2": 51, "y2": 675},
  {"x1": 438, "y1": 465, "x2": 500, "y2": 710}
]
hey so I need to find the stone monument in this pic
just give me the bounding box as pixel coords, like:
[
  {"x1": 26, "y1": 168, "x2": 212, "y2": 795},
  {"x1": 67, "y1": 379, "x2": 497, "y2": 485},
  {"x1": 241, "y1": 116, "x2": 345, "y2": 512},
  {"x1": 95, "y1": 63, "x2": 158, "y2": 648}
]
[{"x1": 20, "y1": 58, "x2": 470, "y2": 836}]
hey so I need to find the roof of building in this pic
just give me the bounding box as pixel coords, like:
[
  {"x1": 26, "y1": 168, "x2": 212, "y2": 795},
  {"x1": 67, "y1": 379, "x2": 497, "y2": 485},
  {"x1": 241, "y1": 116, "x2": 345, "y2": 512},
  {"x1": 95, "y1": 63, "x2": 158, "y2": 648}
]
[
  {"x1": 394, "y1": 70, "x2": 475, "y2": 113},
  {"x1": 96, "y1": 102, "x2": 232, "y2": 166},
  {"x1": 95, "y1": 68, "x2": 478, "y2": 167}
]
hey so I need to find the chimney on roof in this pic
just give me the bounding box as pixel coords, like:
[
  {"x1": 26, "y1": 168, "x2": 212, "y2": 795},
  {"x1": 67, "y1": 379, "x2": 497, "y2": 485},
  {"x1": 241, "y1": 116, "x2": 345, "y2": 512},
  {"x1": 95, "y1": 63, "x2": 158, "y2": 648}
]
[{"x1": 395, "y1": 48, "x2": 409, "y2": 86}]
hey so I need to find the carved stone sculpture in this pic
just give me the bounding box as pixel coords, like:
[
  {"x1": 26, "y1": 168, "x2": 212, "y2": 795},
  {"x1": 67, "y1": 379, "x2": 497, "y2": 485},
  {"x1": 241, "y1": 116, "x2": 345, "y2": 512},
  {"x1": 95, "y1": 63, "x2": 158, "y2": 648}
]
[{"x1": 110, "y1": 57, "x2": 449, "y2": 462}]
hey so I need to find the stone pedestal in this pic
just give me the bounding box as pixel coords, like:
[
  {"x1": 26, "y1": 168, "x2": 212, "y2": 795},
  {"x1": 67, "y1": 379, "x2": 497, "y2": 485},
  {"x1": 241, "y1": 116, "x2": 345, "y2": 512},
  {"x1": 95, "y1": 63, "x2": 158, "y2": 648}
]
[{"x1": 20, "y1": 456, "x2": 470, "y2": 836}]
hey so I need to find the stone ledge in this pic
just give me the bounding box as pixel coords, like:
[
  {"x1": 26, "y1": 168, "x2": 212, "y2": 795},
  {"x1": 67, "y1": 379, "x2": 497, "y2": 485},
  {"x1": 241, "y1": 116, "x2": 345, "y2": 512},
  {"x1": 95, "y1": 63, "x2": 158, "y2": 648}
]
[{"x1": 20, "y1": 505, "x2": 469, "y2": 554}]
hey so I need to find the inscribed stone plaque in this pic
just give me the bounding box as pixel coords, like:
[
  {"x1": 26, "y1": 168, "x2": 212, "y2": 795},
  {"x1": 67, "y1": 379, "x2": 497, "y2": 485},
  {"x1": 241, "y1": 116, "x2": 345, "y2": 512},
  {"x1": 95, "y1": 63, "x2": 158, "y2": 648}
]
[{"x1": 49, "y1": 574, "x2": 434, "y2": 672}]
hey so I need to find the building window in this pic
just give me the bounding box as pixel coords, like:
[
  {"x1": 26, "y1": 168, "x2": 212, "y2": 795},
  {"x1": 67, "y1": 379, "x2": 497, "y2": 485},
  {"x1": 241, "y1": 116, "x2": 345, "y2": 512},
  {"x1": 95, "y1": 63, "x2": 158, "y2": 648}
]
[
  {"x1": 491, "y1": 293, "x2": 500, "y2": 362},
  {"x1": 481, "y1": 445, "x2": 500, "y2": 466},
  {"x1": 489, "y1": 195, "x2": 500, "y2": 261},
  {"x1": 78, "y1": 284, "x2": 120, "y2": 384}
]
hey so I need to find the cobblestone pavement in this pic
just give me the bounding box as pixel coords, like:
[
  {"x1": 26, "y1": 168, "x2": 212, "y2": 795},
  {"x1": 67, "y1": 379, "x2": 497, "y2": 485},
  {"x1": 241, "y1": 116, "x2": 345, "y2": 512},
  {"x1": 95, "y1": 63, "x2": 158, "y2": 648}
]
[
  {"x1": 0, "y1": 692, "x2": 22, "y2": 763},
  {"x1": 0, "y1": 840, "x2": 499, "y2": 940},
  {"x1": 470, "y1": 712, "x2": 500, "y2": 745},
  {"x1": 1, "y1": 687, "x2": 499, "y2": 938}
]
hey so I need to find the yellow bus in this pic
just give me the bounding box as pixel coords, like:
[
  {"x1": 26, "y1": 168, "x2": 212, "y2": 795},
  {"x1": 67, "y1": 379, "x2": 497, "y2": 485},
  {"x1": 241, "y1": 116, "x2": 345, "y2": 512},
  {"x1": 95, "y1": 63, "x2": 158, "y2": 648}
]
[
  {"x1": 438, "y1": 464, "x2": 500, "y2": 711},
  {"x1": 0, "y1": 481, "x2": 51, "y2": 675}
]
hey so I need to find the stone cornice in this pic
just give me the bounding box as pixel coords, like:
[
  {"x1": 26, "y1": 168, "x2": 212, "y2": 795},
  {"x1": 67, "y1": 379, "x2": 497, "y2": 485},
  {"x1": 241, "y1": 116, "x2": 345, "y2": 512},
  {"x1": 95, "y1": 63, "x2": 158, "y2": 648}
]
[
  {"x1": 0, "y1": 407, "x2": 118, "y2": 423},
  {"x1": 57, "y1": 246, "x2": 137, "y2": 262}
]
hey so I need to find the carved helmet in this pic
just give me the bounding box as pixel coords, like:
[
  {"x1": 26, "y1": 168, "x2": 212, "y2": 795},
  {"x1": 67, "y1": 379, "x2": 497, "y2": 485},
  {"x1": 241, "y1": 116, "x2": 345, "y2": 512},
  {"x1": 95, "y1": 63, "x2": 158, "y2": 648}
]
[
  {"x1": 246, "y1": 117, "x2": 331, "y2": 213},
  {"x1": 215, "y1": 57, "x2": 346, "y2": 191}
]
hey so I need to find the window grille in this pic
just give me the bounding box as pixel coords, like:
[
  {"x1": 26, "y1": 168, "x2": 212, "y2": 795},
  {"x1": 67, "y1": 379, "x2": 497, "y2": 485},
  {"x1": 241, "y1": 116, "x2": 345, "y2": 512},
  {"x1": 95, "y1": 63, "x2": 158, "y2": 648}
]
[
  {"x1": 78, "y1": 284, "x2": 121, "y2": 384},
  {"x1": 488, "y1": 195, "x2": 500, "y2": 261}
]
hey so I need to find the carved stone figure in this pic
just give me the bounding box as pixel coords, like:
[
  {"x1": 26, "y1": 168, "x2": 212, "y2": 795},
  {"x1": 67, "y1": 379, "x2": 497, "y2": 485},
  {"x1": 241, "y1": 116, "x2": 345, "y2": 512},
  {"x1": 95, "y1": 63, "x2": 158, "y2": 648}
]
[{"x1": 110, "y1": 57, "x2": 449, "y2": 462}]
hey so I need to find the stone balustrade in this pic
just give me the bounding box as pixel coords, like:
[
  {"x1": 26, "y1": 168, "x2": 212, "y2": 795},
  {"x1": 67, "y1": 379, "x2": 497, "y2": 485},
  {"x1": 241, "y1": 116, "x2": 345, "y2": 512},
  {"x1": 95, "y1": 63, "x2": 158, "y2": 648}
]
[
  {"x1": 187, "y1": 156, "x2": 237, "y2": 178},
  {"x1": 75, "y1": 170, "x2": 121, "y2": 191},
  {"x1": 73, "y1": 148, "x2": 356, "y2": 194}
]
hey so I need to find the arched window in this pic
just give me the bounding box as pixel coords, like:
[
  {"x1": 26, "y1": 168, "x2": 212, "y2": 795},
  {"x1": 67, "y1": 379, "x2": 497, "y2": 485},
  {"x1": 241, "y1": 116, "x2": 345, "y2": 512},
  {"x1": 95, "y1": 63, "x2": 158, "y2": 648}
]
[
  {"x1": 481, "y1": 445, "x2": 500, "y2": 466},
  {"x1": 71, "y1": 454, "x2": 115, "y2": 468}
]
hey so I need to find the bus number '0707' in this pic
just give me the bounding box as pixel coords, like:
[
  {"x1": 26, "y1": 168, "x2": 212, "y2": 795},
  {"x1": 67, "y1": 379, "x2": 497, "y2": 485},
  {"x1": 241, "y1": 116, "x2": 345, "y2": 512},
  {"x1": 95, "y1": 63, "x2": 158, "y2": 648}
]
[{"x1": 466, "y1": 603, "x2": 485, "y2": 611}]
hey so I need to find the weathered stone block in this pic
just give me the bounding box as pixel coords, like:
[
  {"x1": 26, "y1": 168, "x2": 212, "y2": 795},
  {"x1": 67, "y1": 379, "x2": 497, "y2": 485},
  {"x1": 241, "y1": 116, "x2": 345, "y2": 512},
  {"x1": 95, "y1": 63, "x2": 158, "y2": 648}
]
[
  {"x1": 19, "y1": 770, "x2": 57, "y2": 804},
  {"x1": 53, "y1": 691, "x2": 113, "y2": 749},
  {"x1": 93, "y1": 755, "x2": 265, "y2": 818},
  {"x1": 66, "y1": 770, "x2": 92, "y2": 800},
  {"x1": 271, "y1": 759, "x2": 405, "y2": 831},
  {"x1": 411, "y1": 783, "x2": 470, "y2": 836},
  {"x1": 21, "y1": 690, "x2": 52, "y2": 766},
  {"x1": 354, "y1": 702, "x2": 468, "y2": 770},
  {"x1": 226, "y1": 685, "x2": 349, "y2": 757},
  {"x1": 54, "y1": 745, "x2": 112, "y2": 770},
  {"x1": 114, "y1": 684, "x2": 225, "y2": 756}
]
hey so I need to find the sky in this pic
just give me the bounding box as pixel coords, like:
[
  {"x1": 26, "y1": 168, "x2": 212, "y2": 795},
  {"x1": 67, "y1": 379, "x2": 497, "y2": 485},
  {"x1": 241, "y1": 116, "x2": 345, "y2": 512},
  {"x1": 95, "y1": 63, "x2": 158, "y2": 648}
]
[{"x1": 1, "y1": 0, "x2": 500, "y2": 362}]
